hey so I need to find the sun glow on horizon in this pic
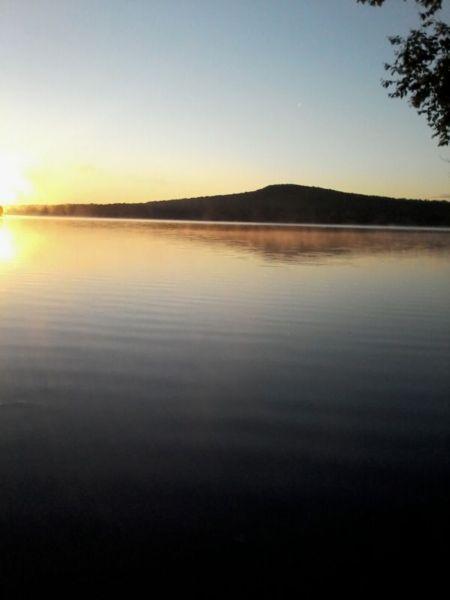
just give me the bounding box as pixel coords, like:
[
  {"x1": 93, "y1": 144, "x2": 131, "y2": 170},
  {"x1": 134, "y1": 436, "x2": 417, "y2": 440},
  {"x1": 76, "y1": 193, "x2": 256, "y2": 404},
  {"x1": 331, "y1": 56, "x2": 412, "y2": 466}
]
[{"x1": 0, "y1": 153, "x2": 32, "y2": 206}]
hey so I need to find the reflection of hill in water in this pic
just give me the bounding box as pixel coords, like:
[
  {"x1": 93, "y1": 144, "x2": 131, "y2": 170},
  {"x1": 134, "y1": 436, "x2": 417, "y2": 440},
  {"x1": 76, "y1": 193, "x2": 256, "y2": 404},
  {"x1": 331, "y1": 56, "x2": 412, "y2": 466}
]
[
  {"x1": 6, "y1": 217, "x2": 450, "y2": 269},
  {"x1": 132, "y1": 222, "x2": 450, "y2": 262}
]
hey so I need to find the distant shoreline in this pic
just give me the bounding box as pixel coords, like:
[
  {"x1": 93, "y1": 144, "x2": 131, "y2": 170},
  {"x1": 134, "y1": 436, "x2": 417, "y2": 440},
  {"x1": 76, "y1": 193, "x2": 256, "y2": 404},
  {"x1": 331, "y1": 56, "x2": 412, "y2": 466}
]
[
  {"x1": 5, "y1": 214, "x2": 450, "y2": 233},
  {"x1": 6, "y1": 183, "x2": 450, "y2": 228}
]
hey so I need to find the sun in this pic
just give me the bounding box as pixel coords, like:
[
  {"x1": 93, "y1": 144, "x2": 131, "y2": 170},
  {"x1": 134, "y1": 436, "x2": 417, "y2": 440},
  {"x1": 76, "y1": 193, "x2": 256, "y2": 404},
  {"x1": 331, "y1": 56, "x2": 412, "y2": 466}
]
[{"x1": 0, "y1": 153, "x2": 32, "y2": 206}]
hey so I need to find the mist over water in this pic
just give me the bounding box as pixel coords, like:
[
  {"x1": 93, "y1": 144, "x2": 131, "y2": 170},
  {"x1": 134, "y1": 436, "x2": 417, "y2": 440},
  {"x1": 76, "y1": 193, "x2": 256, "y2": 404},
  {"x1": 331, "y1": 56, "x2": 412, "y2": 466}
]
[{"x1": 1, "y1": 217, "x2": 449, "y2": 592}]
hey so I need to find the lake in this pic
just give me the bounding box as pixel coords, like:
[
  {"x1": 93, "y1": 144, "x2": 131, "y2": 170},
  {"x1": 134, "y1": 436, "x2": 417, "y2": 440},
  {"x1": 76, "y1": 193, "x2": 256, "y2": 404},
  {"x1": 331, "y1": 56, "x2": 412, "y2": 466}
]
[{"x1": 0, "y1": 216, "x2": 449, "y2": 593}]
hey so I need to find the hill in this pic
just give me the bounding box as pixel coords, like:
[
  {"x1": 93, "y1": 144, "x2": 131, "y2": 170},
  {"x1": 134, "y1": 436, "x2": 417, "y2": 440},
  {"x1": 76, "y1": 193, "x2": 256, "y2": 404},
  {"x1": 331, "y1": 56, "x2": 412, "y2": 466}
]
[{"x1": 7, "y1": 184, "x2": 450, "y2": 227}]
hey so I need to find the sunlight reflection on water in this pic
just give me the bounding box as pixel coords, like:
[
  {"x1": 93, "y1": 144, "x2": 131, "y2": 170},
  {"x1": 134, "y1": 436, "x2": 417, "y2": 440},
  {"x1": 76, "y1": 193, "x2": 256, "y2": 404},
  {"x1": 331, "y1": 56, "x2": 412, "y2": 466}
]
[{"x1": 0, "y1": 222, "x2": 16, "y2": 262}]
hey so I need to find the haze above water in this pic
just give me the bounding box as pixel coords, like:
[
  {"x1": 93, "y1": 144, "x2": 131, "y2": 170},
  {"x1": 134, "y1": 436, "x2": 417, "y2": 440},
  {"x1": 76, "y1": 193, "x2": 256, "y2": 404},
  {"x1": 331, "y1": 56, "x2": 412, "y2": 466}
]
[{"x1": 1, "y1": 217, "x2": 449, "y2": 590}]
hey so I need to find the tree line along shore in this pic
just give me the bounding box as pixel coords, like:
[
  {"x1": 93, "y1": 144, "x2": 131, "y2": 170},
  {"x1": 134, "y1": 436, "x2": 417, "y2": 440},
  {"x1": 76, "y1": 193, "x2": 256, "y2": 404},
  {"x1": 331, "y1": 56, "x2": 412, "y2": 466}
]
[{"x1": 7, "y1": 184, "x2": 450, "y2": 227}]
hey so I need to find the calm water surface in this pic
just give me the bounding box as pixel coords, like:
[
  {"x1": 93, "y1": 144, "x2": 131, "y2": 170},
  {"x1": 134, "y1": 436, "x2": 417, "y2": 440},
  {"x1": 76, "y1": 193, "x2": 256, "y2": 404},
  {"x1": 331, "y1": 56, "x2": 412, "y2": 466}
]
[{"x1": 0, "y1": 217, "x2": 449, "y2": 591}]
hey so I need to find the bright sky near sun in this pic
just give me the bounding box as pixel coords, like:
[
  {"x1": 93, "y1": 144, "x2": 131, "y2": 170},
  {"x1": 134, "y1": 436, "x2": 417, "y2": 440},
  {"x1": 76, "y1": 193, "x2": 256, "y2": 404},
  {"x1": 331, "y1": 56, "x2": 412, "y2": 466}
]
[{"x1": 0, "y1": 0, "x2": 449, "y2": 205}]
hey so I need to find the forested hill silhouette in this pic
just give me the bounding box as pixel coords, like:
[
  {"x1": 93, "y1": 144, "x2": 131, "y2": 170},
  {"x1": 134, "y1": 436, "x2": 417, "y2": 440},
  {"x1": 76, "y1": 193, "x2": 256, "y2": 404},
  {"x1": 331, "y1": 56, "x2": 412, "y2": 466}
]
[{"x1": 8, "y1": 184, "x2": 450, "y2": 227}]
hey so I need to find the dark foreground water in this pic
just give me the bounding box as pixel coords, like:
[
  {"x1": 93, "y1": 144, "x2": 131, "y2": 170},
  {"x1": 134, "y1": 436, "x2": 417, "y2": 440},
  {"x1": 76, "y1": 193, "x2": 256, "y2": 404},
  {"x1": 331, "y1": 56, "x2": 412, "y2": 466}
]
[{"x1": 0, "y1": 217, "x2": 449, "y2": 594}]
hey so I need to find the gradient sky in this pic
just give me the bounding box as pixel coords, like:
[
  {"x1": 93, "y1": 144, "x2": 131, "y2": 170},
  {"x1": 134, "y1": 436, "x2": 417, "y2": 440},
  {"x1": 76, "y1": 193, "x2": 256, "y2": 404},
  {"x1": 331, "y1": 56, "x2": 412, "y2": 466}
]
[{"x1": 1, "y1": 0, "x2": 449, "y2": 205}]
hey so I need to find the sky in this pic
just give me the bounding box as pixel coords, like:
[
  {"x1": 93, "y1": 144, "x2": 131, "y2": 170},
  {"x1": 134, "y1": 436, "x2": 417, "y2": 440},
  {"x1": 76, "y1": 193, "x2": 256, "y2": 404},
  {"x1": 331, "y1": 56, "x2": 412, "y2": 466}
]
[{"x1": 0, "y1": 0, "x2": 449, "y2": 205}]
